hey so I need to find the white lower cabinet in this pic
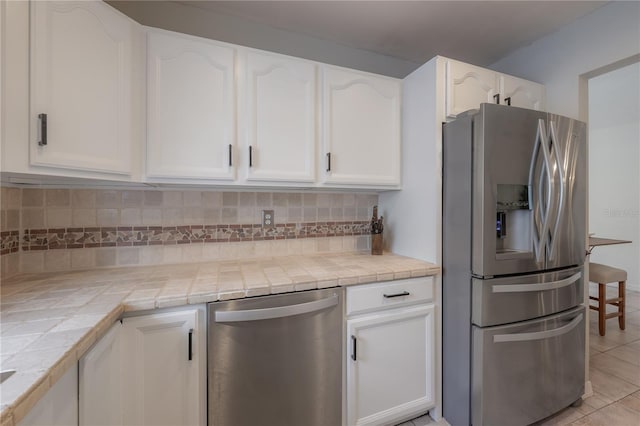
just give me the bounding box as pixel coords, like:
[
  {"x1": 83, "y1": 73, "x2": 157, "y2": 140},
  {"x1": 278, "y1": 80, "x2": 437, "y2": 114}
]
[
  {"x1": 18, "y1": 364, "x2": 78, "y2": 426},
  {"x1": 346, "y1": 278, "x2": 436, "y2": 426},
  {"x1": 79, "y1": 321, "x2": 123, "y2": 426},
  {"x1": 121, "y1": 308, "x2": 206, "y2": 426}
]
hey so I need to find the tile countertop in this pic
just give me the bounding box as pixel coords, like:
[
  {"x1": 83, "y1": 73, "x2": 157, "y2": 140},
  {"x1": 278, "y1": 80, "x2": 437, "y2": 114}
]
[{"x1": 0, "y1": 251, "x2": 439, "y2": 426}]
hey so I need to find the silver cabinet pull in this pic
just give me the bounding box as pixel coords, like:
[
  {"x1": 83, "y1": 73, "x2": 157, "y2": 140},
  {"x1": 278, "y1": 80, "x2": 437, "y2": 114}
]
[
  {"x1": 215, "y1": 294, "x2": 338, "y2": 322},
  {"x1": 228, "y1": 144, "x2": 233, "y2": 167},
  {"x1": 493, "y1": 313, "x2": 583, "y2": 343},
  {"x1": 492, "y1": 272, "x2": 581, "y2": 293},
  {"x1": 326, "y1": 152, "x2": 331, "y2": 172},
  {"x1": 249, "y1": 145, "x2": 253, "y2": 167}
]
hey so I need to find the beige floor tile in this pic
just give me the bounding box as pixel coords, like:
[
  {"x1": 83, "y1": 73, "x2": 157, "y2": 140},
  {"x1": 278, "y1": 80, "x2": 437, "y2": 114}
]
[
  {"x1": 607, "y1": 342, "x2": 640, "y2": 367},
  {"x1": 591, "y1": 352, "x2": 640, "y2": 386},
  {"x1": 581, "y1": 392, "x2": 613, "y2": 411},
  {"x1": 627, "y1": 311, "x2": 640, "y2": 327},
  {"x1": 589, "y1": 346, "x2": 602, "y2": 357},
  {"x1": 625, "y1": 292, "x2": 640, "y2": 310},
  {"x1": 536, "y1": 406, "x2": 584, "y2": 426},
  {"x1": 589, "y1": 334, "x2": 625, "y2": 352},
  {"x1": 578, "y1": 401, "x2": 640, "y2": 426},
  {"x1": 410, "y1": 414, "x2": 435, "y2": 426},
  {"x1": 589, "y1": 368, "x2": 640, "y2": 403},
  {"x1": 590, "y1": 327, "x2": 640, "y2": 349},
  {"x1": 618, "y1": 394, "x2": 640, "y2": 413}
]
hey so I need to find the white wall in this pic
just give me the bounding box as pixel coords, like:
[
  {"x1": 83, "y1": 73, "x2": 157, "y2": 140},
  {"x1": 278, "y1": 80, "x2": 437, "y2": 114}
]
[
  {"x1": 379, "y1": 57, "x2": 442, "y2": 264},
  {"x1": 588, "y1": 62, "x2": 640, "y2": 291},
  {"x1": 490, "y1": 1, "x2": 640, "y2": 120},
  {"x1": 107, "y1": 0, "x2": 418, "y2": 78}
]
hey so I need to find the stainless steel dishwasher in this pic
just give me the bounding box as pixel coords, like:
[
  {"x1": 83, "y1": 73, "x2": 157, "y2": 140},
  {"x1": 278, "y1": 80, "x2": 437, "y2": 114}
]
[{"x1": 208, "y1": 287, "x2": 343, "y2": 426}]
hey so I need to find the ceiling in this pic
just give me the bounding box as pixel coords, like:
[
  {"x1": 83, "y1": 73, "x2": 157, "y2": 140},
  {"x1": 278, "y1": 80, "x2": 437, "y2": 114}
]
[{"x1": 175, "y1": 1, "x2": 609, "y2": 67}]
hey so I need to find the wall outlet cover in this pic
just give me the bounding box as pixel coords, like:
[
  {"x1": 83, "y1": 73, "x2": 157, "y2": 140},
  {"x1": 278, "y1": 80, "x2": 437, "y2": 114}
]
[{"x1": 262, "y1": 210, "x2": 275, "y2": 228}]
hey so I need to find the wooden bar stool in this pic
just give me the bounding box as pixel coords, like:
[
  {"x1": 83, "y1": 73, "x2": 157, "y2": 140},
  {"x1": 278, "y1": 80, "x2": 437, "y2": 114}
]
[{"x1": 588, "y1": 262, "x2": 627, "y2": 336}]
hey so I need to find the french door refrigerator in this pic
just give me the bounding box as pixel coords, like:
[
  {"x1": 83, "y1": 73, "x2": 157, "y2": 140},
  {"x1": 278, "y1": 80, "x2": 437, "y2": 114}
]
[{"x1": 443, "y1": 103, "x2": 587, "y2": 426}]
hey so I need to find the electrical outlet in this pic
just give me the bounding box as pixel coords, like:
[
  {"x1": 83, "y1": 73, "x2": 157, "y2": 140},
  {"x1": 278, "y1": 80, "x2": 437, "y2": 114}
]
[{"x1": 262, "y1": 210, "x2": 275, "y2": 228}]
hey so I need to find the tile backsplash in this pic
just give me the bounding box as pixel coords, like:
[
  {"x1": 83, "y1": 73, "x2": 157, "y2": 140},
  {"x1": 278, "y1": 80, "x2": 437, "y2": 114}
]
[{"x1": 1, "y1": 187, "x2": 377, "y2": 278}]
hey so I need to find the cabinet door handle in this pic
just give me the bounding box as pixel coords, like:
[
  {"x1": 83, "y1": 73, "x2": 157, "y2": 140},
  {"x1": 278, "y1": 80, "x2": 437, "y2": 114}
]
[
  {"x1": 228, "y1": 144, "x2": 233, "y2": 167},
  {"x1": 326, "y1": 152, "x2": 331, "y2": 172},
  {"x1": 505, "y1": 97, "x2": 512, "y2": 106},
  {"x1": 38, "y1": 113, "x2": 47, "y2": 146},
  {"x1": 249, "y1": 145, "x2": 253, "y2": 167},
  {"x1": 351, "y1": 335, "x2": 357, "y2": 361},
  {"x1": 383, "y1": 291, "x2": 410, "y2": 298},
  {"x1": 188, "y1": 328, "x2": 193, "y2": 361},
  {"x1": 493, "y1": 94, "x2": 500, "y2": 104}
]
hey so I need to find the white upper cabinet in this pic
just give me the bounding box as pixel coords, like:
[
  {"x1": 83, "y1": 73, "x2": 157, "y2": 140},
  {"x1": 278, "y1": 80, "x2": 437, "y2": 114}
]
[
  {"x1": 446, "y1": 59, "x2": 499, "y2": 118},
  {"x1": 446, "y1": 58, "x2": 546, "y2": 118},
  {"x1": 241, "y1": 50, "x2": 316, "y2": 183},
  {"x1": 322, "y1": 66, "x2": 401, "y2": 187},
  {"x1": 499, "y1": 74, "x2": 545, "y2": 111},
  {"x1": 30, "y1": 0, "x2": 138, "y2": 174},
  {"x1": 146, "y1": 28, "x2": 236, "y2": 180}
]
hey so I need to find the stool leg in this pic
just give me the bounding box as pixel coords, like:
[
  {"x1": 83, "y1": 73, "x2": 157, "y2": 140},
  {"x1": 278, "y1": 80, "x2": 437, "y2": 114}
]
[
  {"x1": 598, "y1": 283, "x2": 606, "y2": 336},
  {"x1": 619, "y1": 280, "x2": 626, "y2": 330}
]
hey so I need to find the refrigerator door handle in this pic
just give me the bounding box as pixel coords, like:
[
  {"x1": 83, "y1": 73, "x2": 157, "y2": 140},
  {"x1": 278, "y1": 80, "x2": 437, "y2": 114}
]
[
  {"x1": 492, "y1": 272, "x2": 581, "y2": 293},
  {"x1": 546, "y1": 121, "x2": 565, "y2": 261},
  {"x1": 529, "y1": 119, "x2": 553, "y2": 264},
  {"x1": 493, "y1": 313, "x2": 583, "y2": 343}
]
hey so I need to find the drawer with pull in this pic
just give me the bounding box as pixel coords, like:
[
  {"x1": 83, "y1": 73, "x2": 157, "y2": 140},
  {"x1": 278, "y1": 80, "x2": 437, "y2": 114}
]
[{"x1": 346, "y1": 276, "x2": 434, "y2": 316}]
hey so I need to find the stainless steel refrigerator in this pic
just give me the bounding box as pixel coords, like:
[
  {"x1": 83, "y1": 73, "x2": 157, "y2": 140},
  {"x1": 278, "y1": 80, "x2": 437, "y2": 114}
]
[{"x1": 443, "y1": 103, "x2": 587, "y2": 426}]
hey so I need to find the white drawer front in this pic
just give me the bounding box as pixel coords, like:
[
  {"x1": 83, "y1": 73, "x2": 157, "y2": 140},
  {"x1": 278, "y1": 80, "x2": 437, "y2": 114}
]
[{"x1": 346, "y1": 277, "x2": 434, "y2": 316}]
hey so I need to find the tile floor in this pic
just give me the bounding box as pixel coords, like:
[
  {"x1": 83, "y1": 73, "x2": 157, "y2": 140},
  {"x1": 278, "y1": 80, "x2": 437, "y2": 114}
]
[
  {"x1": 397, "y1": 413, "x2": 448, "y2": 426},
  {"x1": 402, "y1": 287, "x2": 640, "y2": 426}
]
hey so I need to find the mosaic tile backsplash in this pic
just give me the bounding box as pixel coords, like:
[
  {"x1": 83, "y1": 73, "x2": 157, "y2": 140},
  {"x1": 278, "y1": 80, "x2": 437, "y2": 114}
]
[{"x1": 0, "y1": 187, "x2": 378, "y2": 278}]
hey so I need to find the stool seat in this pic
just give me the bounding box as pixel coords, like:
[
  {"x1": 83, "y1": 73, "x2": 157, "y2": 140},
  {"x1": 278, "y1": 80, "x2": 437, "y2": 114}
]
[
  {"x1": 590, "y1": 262, "x2": 627, "y2": 283},
  {"x1": 589, "y1": 262, "x2": 627, "y2": 336}
]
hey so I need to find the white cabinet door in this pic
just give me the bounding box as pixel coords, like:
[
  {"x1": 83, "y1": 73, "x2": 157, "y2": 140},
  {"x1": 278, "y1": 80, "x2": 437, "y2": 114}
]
[
  {"x1": 446, "y1": 59, "x2": 499, "y2": 118},
  {"x1": 346, "y1": 304, "x2": 435, "y2": 426},
  {"x1": 322, "y1": 66, "x2": 401, "y2": 186},
  {"x1": 18, "y1": 365, "x2": 78, "y2": 426},
  {"x1": 242, "y1": 50, "x2": 316, "y2": 183},
  {"x1": 500, "y1": 74, "x2": 546, "y2": 111},
  {"x1": 79, "y1": 321, "x2": 122, "y2": 426},
  {"x1": 30, "y1": 0, "x2": 136, "y2": 174},
  {"x1": 146, "y1": 28, "x2": 236, "y2": 180},
  {"x1": 122, "y1": 309, "x2": 205, "y2": 426}
]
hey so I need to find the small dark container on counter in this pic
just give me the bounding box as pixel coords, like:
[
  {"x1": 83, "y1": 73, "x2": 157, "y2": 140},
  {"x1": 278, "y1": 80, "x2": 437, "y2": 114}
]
[
  {"x1": 370, "y1": 205, "x2": 384, "y2": 255},
  {"x1": 371, "y1": 233, "x2": 383, "y2": 255}
]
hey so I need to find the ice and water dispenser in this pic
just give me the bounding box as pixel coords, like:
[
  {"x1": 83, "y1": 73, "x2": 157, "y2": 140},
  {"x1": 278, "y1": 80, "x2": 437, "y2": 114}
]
[{"x1": 495, "y1": 184, "x2": 532, "y2": 258}]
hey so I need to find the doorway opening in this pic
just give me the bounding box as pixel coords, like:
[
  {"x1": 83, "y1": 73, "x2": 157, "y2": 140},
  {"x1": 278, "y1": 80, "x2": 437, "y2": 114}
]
[{"x1": 587, "y1": 61, "x2": 640, "y2": 292}]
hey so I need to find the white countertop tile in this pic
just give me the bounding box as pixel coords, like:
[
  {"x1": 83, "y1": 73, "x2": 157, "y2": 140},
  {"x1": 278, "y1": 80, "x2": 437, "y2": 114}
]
[{"x1": 0, "y1": 251, "x2": 439, "y2": 426}]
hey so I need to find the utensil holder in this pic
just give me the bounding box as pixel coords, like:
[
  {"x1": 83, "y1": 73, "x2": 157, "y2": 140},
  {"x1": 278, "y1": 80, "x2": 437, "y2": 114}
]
[{"x1": 371, "y1": 233, "x2": 383, "y2": 255}]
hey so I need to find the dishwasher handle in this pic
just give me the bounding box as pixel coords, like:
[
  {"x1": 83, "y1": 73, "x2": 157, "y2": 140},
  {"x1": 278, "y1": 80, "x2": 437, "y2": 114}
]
[{"x1": 214, "y1": 294, "x2": 339, "y2": 322}]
